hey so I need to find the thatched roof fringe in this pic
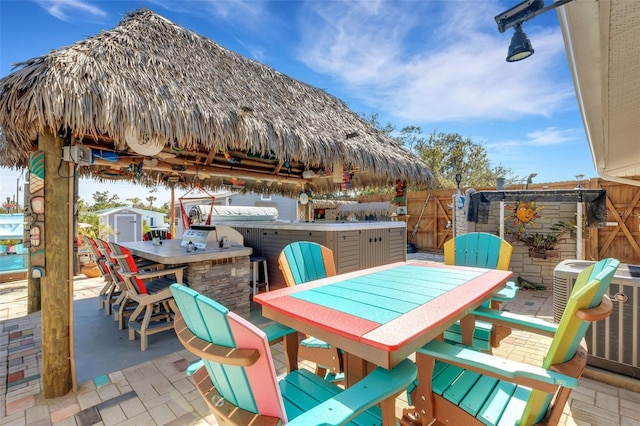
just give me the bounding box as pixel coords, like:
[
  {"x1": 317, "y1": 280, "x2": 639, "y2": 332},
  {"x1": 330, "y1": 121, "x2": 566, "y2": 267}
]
[{"x1": 336, "y1": 202, "x2": 396, "y2": 216}]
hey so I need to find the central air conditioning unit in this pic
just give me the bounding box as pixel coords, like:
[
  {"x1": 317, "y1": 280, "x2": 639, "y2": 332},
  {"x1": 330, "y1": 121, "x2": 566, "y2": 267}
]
[
  {"x1": 62, "y1": 145, "x2": 92, "y2": 166},
  {"x1": 553, "y1": 259, "x2": 640, "y2": 378}
]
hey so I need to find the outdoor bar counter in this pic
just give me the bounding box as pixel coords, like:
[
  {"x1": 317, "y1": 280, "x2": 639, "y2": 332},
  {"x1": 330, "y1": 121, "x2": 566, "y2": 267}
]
[
  {"x1": 219, "y1": 220, "x2": 408, "y2": 290},
  {"x1": 120, "y1": 239, "x2": 253, "y2": 318}
]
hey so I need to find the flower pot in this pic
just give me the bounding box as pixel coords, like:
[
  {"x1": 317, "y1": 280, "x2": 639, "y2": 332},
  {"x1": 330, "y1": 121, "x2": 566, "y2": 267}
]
[
  {"x1": 81, "y1": 262, "x2": 101, "y2": 278},
  {"x1": 528, "y1": 247, "x2": 560, "y2": 259},
  {"x1": 529, "y1": 250, "x2": 546, "y2": 259}
]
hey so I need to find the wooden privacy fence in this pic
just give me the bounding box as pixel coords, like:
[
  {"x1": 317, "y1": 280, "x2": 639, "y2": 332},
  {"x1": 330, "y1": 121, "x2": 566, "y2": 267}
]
[
  {"x1": 358, "y1": 189, "x2": 454, "y2": 250},
  {"x1": 357, "y1": 178, "x2": 640, "y2": 265}
]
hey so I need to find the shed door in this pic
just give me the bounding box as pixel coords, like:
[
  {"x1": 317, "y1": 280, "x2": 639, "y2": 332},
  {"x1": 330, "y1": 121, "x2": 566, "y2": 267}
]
[{"x1": 114, "y1": 214, "x2": 138, "y2": 243}]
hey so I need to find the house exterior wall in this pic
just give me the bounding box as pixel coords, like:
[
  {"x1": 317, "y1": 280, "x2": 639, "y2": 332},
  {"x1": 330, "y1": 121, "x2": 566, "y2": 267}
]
[
  {"x1": 461, "y1": 196, "x2": 579, "y2": 289},
  {"x1": 140, "y1": 211, "x2": 166, "y2": 229}
]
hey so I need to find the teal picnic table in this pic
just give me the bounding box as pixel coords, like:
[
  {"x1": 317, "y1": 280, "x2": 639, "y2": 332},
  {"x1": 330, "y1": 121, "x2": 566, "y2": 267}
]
[{"x1": 254, "y1": 261, "x2": 513, "y2": 425}]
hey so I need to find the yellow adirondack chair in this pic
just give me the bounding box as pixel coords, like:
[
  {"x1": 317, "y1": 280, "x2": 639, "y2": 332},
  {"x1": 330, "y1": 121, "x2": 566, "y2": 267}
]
[
  {"x1": 403, "y1": 257, "x2": 619, "y2": 426},
  {"x1": 278, "y1": 241, "x2": 343, "y2": 379}
]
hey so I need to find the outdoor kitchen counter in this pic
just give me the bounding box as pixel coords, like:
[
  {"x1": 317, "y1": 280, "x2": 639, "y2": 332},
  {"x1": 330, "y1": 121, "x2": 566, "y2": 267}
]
[
  {"x1": 120, "y1": 239, "x2": 252, "y2": 264},
  {"x1": 120, "y1": 239, "x2": 253, "y2": 318},
  {"x1": 218, "y1": 220, "x2": 408, "y2": 290}
]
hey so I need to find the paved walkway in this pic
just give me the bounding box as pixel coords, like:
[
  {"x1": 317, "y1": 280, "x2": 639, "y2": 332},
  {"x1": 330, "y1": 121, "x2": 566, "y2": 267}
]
[{"x1": 0, "y1": 258, "x2": 639, "y2": 425}]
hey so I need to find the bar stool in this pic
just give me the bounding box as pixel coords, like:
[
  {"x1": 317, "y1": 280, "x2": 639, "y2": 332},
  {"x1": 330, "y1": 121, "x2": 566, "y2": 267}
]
[{"x1": 249, "y1": 255, "x2": 269, "y2": 295}]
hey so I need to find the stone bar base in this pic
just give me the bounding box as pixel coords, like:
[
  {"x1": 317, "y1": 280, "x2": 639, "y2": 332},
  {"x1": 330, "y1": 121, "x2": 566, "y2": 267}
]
[{"x1": 183, "y1": 255, "x2": 251, "y2": 319}]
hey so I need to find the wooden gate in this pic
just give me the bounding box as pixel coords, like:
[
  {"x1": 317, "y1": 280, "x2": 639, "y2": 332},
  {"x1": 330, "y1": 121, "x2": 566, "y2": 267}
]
[
  {"x1": 358, "y1": 188, "x2": 454, "y2": 250},
  {"x1": 584, "y1": 179, "x2": 640, "y2": 264},
  {"x1": 358, "y1": 178, "x2": 640, "y2": 264}
]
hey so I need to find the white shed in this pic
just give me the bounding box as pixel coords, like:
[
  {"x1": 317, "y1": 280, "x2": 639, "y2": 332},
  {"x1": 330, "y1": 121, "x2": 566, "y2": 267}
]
[{"x1": 98, "y1": 207, "x2": 166, "y2": 243}]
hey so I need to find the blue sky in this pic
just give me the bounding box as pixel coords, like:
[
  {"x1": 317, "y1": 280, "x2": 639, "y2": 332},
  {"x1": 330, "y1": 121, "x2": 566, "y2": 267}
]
[{"x1": 0, "y1": 0, "x2": 593, "y2": 206}]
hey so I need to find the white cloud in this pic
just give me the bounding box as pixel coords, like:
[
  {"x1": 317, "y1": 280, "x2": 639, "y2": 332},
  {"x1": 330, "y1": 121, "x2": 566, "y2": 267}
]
[
  {"x1": 490, "y1": 127, "x2": 580, "y2": 149},
  {"x1": 35, "y1": 0, "x2": 107, "y2": 21},
  {"x1": 484, "y1": 126, "x2": 583, "y2": 179},
  {"x1": 205, "y1": 0, "x2": 268, "y2": 23},
  {"x1": 149, "y1": 0, "x2": 272, "y2": 30},
  {"x1": 523, "y1": 127, "x2": 579, "y2": 146},
  {"x1": 297, "y1": 0, "x2": 575, "y2": 123}
]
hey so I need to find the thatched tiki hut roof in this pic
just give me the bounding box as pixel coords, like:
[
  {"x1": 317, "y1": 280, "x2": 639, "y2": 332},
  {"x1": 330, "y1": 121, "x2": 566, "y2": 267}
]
[{"x1": 0, "y1": 9, "x2": 432, "y2": 194}]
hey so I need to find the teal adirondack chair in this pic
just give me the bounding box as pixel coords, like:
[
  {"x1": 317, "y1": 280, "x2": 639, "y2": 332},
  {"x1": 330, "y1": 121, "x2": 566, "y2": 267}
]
[
  {"x1": 442, "y1": 232, "x2": 517, "y2": 350},
  {"x1": 404, "y1": 257, "x2": 619, "y2": 426},
  {"x1": 279, "y1": 241, "x2": 337, "y2": 286},
  {"x1": 278, "y1": 241, "x2": 343, "y2": 378},
  {"x1": 170, "y1": 284, "x2": 418, "y2": 425}
]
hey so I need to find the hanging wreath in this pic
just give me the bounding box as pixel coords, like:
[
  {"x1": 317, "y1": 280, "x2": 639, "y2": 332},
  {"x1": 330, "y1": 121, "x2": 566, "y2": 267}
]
[
  {"x1": 507, "y1": 200, "x2": 544, "y2": 233},
  {"x1": 298, "y1": 189, "x2": 313, "y2": 205}
]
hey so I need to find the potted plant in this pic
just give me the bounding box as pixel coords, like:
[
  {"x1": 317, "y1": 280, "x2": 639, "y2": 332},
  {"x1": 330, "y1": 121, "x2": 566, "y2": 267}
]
[
  {"x1": 520, "y1": 233, "x2": 560, "y2": 259},
  {"x1": 519, "y1": 220, "x2": 573, "y2": 259}
]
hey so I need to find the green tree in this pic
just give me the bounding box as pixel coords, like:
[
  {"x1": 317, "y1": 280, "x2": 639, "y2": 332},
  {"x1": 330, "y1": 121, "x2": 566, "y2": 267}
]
[
  {"x1": 362, "y1": 112, "x2": 513, "y2": 190},
  {"x1": 146, "y1": 195, "x2": 157, "y2": 209},
  {"x1": 411, "y1": 130, "x2": 512, "y2": 189},
  {"x1": 76, "y1": 198, "x2": 112, "y2": 239},
  {"x1": 91, "y1": 191, "x2": 125, "y2": 210},
  {"x1": 144, "y1": 187, "x2": 161, "y2": 210},
  {"x1": 363, "y1": 113, "x2": 395, "y2": 138},
  {"x1": 126, "y1": 197, "x2": 143, "y2": 208}
]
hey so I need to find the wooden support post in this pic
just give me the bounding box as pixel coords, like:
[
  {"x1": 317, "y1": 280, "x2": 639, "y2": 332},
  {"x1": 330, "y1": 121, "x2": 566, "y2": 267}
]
[
  {"x1": 40, "y1": 129, "x2": 73, "y2": 397},
  {"x1": 576, "y1": 201, "x2": 583, "y2": 260},
  {"x1": 27, "y1": 278, "x2": 41, "y2": 313},
  {"x1": 170, "y1": 185, "x2": 176, "y2": 237}
]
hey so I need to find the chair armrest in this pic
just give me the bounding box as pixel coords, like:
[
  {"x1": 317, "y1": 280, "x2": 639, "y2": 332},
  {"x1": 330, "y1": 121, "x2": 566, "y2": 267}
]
[
  {"x1": 183, "y1": 323, "x2": 296, "y2": 376},
  {"x1": 287, "y1": 358, "x2": 417, "y2": 426},
  {"x1": 123, "y1": 266, "x2": 185, "y2": 281},
  {"x1": 418, "y1": 340, "x2": 577, "y2": 390},
  {"x1": 472, "y1": 306, "x2": 558, "y2": 338},
  {"x1": 186, "y1": 360, "x2": 204, "y2": 377},
  {"x1": 492, "y1": 281, "x2": 518, "y2": 303},
  {"x1": 174, "y1": 312, "x2": 259, "y2": 367}
]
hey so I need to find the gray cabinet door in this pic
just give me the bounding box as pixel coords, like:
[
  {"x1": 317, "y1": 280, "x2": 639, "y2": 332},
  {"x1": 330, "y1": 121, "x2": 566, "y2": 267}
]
[{"x1": 335, "y1": 231, "x2": 360, "y2": 274}]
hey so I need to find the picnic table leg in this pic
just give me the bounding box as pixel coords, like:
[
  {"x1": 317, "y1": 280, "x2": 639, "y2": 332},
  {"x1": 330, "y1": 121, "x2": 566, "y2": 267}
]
[
  {"x1": 343, "y1": 352, "x2": 373, "y2": 387},
  {"x1": 402, "y1": 351, "x2": 436, "y2": 426},
  {"x1": 282, "y1": 331, "x2": 298, "y2": 373},
  {"x1": 379, "y1": 396, "x2": 398, "y2": 425},
  {"x1": 344, "y1": 352, "x2": 397, "y2": 425},
  {"x1": 460, "y1": 313, "x2": 476, "y2": 347}
]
